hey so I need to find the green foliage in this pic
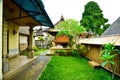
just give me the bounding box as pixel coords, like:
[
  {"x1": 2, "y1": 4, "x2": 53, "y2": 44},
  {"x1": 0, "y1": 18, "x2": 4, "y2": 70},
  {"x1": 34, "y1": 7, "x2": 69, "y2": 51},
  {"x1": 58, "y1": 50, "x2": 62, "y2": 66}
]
[
  {"x1": 71, "y1": 49, "x2": 80, "y2": 56},
  {"x1": 100, "y1": 43, "x2": 120, "y2": 79},
  {"x1": 34, "y1": 49, "x2": 48, "y2": 56},
  {"x1": 104, "y1": 24, "x2": 111, "y2": 30},
  {"x1": 56, "y1": 19, "x2": 86, "y2": 37},
  {"x1": 56, "y1": 30, "x2": 72, "y2": 38},
  {"x1": 59, "y1": 50, "x2": 67, "y2": 56},
  {"x1": 80, "y1": 1, "x2": 110, "y2": 36},
  {"x1": 56, "y1": 19, "x2": 86, "y2": 48},
  {"x1": 54, "y1": 50, "x2": 68, "y2": 56},
  {"x1": 100, "y1": 43, "x2": 120, "y2": 66},
  {"x1": 79, "y1": 44, "x2": 88, "y2": 55},
  {"x1": 39, "y1": 36, "x2": 45, "y2": 41},
  {"x1": 33, "y1": 46, "x2": 39, "y2": 51}
]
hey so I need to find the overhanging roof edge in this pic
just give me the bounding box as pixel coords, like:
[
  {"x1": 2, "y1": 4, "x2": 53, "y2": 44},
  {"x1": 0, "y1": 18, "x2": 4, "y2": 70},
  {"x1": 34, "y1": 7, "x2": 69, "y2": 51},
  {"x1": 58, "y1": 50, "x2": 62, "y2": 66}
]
[{"x1": 12, "y1": 0, "x2": 54, "y2": 28}]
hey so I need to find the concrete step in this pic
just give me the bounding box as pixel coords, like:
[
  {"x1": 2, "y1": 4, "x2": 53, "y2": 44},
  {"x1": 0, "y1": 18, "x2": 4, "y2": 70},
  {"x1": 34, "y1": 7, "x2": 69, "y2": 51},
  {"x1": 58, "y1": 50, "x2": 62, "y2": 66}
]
[{"x1": 3, "y1": 56, "x2": 38, "y2": 80}]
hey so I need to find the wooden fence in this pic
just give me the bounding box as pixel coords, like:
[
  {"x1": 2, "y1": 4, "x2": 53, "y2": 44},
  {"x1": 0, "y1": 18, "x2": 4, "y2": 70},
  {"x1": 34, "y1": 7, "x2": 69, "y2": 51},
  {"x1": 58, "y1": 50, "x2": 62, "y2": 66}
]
[{"x1": 82, "y1": 44, "x2": 120, "y2": 76}]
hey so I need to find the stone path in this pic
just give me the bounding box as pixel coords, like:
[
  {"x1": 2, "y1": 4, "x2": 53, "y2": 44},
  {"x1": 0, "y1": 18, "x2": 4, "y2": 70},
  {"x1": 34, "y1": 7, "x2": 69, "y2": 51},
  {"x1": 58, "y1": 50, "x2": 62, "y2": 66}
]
[{"x1": 11, "y1": 50, "x2": 52, "y2": 80}]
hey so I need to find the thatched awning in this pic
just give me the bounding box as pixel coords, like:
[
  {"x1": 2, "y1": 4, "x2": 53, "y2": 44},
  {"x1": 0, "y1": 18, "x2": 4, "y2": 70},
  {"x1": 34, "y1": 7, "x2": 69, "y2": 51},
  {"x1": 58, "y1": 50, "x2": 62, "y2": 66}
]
[{"x1": 79, "y1": 35, "x2": 120, "y2": 46}]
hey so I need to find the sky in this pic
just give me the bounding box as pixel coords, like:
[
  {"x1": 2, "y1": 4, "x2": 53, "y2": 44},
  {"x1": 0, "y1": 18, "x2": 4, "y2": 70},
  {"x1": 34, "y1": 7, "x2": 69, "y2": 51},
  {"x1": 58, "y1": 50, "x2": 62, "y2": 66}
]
[{"x1": 42, "y1": 0, "x2": 120, "y2": 25}]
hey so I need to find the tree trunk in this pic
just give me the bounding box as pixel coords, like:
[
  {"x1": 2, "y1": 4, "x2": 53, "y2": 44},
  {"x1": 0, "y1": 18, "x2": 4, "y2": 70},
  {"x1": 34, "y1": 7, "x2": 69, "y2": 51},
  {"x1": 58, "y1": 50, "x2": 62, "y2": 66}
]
[{"x1": 109, "y1": 63, "x2": 116, "y2": 80}]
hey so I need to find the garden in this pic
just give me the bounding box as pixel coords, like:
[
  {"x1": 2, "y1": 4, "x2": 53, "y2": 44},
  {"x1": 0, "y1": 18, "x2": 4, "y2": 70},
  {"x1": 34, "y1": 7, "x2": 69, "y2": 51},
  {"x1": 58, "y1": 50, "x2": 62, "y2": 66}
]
[
  {"x1": 37, "y1": 1, "x2": 120, "y2": 80},
  {"x1": 39, "y1": 56, "x2": 120, "y2": 80},
  {"x1": 37, "y1": 41, "x2": 120, "y2": 80}
]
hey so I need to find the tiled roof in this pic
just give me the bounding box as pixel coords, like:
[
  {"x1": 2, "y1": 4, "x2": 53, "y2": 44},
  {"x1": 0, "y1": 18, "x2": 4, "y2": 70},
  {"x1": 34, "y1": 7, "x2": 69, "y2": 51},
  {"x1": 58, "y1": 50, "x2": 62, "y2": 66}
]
[{"x1": 53, "y1": 35, "x2": 69, "y2": 43}]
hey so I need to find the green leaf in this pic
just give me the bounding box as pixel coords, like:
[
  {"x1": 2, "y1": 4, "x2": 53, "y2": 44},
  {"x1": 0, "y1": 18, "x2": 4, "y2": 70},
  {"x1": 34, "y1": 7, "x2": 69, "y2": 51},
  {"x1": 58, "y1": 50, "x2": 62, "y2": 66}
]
[
  {"x1": 101, "y1": 61, "x2": 108, "y2": 67},
  {"x1": 109, "y1": 61, "x2": 114, "y2": 65}
]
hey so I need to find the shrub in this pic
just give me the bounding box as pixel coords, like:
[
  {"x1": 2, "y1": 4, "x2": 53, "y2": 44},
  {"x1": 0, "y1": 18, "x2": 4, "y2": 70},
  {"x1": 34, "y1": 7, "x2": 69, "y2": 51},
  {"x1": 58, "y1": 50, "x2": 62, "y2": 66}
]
[
  {"x1": 33, "y1": 46, "x2": 39, "y2": 51},
  {"x1": 79, "y1": 44, "x2": 88, "y2": 56},
  {"x1": 54, "y1": 50, "x2": 68, "y2": 56},
  {"x1": 71, "y1": 49, "x2": 80, "y2": 56}
]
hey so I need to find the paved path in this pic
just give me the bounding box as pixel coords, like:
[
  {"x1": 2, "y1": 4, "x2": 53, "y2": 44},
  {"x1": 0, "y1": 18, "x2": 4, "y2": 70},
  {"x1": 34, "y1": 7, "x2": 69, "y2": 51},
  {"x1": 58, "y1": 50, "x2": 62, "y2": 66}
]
[{"x1": 11, "y1": 50, "x2": 52, "y2": 80}]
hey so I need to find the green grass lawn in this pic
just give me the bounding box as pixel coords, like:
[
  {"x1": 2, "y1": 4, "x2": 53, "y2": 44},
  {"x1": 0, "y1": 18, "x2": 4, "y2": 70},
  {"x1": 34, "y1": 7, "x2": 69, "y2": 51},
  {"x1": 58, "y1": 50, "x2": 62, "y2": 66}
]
[
  {"x1": 34, "y1": 49, "x2": 48, "y2": 56},
  {"x1": 39, "y1": 56, "x2": 120, "y2": 80}
]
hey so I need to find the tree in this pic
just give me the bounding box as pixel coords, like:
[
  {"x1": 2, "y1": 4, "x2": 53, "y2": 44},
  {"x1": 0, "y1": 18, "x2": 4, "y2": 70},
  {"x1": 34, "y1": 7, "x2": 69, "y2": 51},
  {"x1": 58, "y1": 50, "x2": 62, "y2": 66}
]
[
  {"x1": 56, "y1": 19, "x2": 86, "y2": 38},
  {"x1": 100, "y1": 43, "x2": 120, "y2": 80},
  {"x1": 80, "y1": 1, "x2": 109, "y2": 36},
  {"x1": 55, "y1": 19, "x2": 86, "y2": 48},
  {"x1": 39, "y1": 36, "x2": 45, "y2": 49}
]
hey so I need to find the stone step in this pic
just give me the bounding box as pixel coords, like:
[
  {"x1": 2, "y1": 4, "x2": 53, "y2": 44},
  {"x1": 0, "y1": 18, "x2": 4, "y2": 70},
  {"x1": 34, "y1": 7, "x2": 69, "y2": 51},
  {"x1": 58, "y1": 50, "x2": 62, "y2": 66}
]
[
  {"x1": 88, "y1": 61, "x2": 100, "y2": 69},
  {"x1": 3, "y1": 56, "x2": 38, "y2": 80}
]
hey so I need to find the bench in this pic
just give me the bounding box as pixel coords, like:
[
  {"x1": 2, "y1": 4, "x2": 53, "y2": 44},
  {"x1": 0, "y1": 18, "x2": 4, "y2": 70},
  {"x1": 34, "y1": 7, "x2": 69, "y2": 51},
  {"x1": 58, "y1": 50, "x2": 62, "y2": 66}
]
[{"x1": 88, "y1": 61, "x2": 100, "y2": 69}]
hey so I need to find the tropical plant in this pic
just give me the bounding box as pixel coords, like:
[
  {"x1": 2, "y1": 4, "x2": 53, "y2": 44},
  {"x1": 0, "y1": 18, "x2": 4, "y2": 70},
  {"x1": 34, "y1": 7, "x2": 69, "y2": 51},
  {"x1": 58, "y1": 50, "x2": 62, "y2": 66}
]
[
  {"x1": 80, "y1": 1, "x2": 110, "y2": 36},
  {"x1": 33, "y1": 46, "x2": 39, "y2": 51},
  {"x1": 100, "y1": 43, "x2": 120, "y2": 80},
  {"x1": 38, "y1": 36, "x2": 45, "y2": 49},
  {"x1": 71, "y1": 49, "x2": 80, "y2": 56},
  {"x1": 55, "y1": 19, "x2": 86, "y2": 48},
  {"x1": 39, "y1": 36, "x2": 45, "y2": 41},
  {"x1": 56, "y1": 19, "x2": 86, "y2": 37},
  {"x1": 56, "y1": 30, "x2": 72, "y2": 39},
  {"x1": 54, "y1": 50, "x2": 67, "y2": 56}
]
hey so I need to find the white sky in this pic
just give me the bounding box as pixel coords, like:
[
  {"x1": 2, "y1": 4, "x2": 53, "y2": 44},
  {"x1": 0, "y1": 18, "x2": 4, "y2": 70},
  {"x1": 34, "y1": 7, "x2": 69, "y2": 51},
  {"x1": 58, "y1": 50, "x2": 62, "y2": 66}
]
[{"x1": 43, "y1": 0, "x2": 120, "y2": 25}]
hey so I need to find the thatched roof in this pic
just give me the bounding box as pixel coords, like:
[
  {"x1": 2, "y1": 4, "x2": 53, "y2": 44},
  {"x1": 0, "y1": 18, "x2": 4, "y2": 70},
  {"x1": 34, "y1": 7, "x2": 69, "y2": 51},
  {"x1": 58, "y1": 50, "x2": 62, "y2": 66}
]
[
  {"x1": 53, "y1": 35, "x2": 69, "y2": 43},
  {"x1": 79, "y1": 35, "x2": 120, "y2": 46},
  {"x1": 102, "y1": 17, "x2": 120, "y2": 36}
]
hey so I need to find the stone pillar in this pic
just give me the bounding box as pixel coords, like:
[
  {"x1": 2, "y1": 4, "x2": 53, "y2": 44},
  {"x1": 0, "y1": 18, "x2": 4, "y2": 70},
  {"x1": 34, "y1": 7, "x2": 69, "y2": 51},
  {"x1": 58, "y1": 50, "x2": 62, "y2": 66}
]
[
  {"x1": 27, "y1": 23, "x2": 36, "y2": 58},
  {"x1": 29, "y1": 27, "x2": 33, "y2": 48}
]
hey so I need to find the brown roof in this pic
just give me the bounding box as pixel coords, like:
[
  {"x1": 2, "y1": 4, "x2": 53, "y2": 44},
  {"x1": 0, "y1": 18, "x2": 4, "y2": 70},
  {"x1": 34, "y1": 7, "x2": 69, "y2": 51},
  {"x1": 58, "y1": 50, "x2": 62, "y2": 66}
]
[
  {"x1": 53, "y1": 35, "x2": 69, "y2": 43},
  {"x1": 79, "y1": 35, "x2": 120, "y2": 46}
]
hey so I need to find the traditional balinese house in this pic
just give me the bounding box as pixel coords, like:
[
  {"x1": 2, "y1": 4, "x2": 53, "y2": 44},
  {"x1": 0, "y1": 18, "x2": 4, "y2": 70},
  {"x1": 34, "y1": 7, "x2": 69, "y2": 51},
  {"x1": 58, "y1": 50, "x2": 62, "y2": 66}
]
[
  {"x1": 48, "y1": 15, "x2": 69, "y2": 47},
  {"x1": 78, "y1": 17, "x2": 120, "y2": 76},
  {"x1": 3, "y1": 0, "x2": 54, "y2": 79},
  {"x1": 53, "y1": 35, "x2": 69, "y2": 47},
  {"x1": 34, "y1": 26, "x2": 54, "y2": 48},
  {"x1": 47, "y1": 15, "x2": 64, "y2": 36}
]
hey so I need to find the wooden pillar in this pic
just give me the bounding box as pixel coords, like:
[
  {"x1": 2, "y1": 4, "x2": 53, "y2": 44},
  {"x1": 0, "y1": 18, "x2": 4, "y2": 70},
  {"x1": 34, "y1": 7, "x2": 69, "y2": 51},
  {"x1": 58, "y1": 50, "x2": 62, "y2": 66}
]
[
  {"x1": 28, "y1": 27, "x2": 34, "y2": 48},
  {"x1": 27, "y1": 23, "x2": 36, "y2": 58}
]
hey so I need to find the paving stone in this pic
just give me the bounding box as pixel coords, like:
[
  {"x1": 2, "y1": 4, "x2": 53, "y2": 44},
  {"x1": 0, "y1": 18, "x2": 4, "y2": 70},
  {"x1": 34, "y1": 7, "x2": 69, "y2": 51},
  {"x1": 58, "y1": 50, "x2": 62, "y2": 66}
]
[{"x1": 10, "y1": 51, "x2": 52, "y2": 80}]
